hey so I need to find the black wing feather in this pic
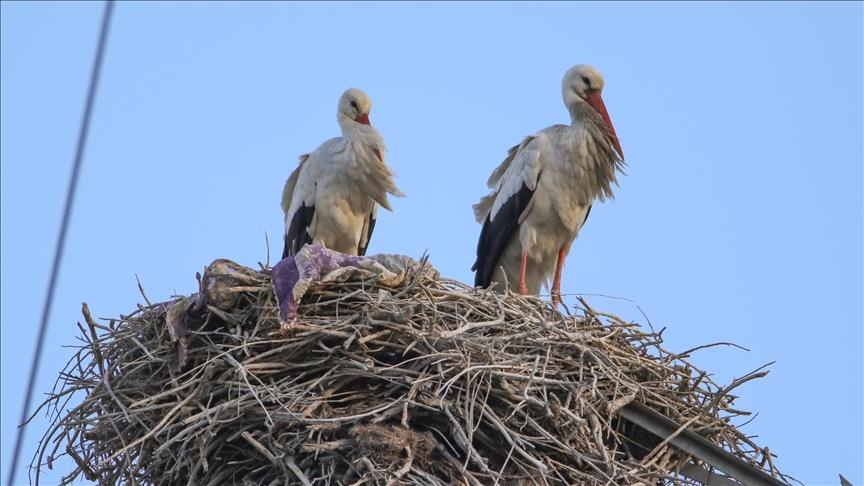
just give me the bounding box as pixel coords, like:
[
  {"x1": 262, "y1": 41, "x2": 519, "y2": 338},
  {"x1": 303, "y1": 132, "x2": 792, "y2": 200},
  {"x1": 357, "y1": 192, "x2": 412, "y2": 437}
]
[
  {"x1": 283, "y1": 204, "x2": 315, "y2": 259},
  {"x1": 582, "y1": 204, "x2": 592, "y2": 228},
  {"x1": 357, "y1": 211, "x2": 376, "y2": 256},
  {"x1": 472, "y1": 179, "x2": 538, "y2": 288}
]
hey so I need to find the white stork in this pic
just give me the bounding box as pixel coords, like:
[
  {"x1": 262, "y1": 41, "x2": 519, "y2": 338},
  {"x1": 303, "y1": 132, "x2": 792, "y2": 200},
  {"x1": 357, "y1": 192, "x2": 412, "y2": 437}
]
[
  {"x1": 472, "y1": 65, "x2": 625, "y2": 304},
  {"x1": 281, "y1": 87, "x2": 403, "y2": 259}
]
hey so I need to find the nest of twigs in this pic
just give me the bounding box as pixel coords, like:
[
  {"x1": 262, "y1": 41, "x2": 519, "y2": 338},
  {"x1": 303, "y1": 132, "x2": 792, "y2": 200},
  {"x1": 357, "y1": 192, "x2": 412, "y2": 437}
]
[{"x1": 32, "y1": 257, "x2": 789, "y2": 485}]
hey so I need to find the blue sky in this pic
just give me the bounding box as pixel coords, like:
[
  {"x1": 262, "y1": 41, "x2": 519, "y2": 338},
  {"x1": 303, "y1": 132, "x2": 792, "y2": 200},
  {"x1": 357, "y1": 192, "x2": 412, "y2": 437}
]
[{"x1": 1, "y1": 2, "x2": 861, "y2": 485}]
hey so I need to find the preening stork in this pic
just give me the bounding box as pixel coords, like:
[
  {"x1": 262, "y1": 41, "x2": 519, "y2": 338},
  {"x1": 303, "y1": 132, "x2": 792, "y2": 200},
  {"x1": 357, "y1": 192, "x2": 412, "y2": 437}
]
[
  {"x1": 281, "y1": 88, "x2": 403, "y2": 259},
  {"x1": 472, "y1": 65, "x2": 625, "y2": 304}
]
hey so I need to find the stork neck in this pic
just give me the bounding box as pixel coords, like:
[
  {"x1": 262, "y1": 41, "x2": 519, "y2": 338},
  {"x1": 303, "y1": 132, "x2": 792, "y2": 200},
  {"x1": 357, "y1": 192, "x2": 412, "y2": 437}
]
[
  {"x1": 568, "y1": 101, "x2": 594, "y2": 126},
  {"x1": 340, "y1": 118, "x2": 382, "y2": 147},
  {"x1": 338, "y1": 115, "x2": 362, "y2": 139}
]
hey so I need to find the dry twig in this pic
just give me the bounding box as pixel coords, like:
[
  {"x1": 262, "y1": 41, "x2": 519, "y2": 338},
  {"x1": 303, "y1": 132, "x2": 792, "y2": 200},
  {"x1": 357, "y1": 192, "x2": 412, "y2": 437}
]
[{"x1": 30, "y1": 259, "x2": 792, "y2": 485}]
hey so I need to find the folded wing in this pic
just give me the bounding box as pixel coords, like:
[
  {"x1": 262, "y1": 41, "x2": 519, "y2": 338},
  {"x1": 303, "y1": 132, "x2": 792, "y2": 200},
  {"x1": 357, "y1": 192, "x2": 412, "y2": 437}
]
[{"x1": 472, "y1": 136, "x2": 543, "y2": 288}]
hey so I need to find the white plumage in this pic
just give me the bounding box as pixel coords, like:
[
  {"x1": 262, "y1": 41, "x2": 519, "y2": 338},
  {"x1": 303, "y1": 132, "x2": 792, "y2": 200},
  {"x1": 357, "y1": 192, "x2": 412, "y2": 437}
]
[
  {"x1": 281, "y1": 88, "x2": 403, "y2": 258},
  {"x1": 472, "y1": 65, "x2": 625, "y2": 304}
]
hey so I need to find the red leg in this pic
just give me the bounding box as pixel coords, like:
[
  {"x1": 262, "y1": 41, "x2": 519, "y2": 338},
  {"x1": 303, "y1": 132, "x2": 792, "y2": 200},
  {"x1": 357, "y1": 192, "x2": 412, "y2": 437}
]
[
  {"x1": 551, "y1": 249, "x2": 566, "y2": 305},
  {"x1": 518, "y1": 251, "x2": 529, "y2": 295}
]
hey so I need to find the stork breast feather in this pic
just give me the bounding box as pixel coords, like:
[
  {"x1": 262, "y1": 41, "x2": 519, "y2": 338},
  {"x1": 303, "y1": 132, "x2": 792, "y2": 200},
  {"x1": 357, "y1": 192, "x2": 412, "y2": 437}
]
[{"x1": 356, "y1": 148, "x2": 403, "y2": 211}]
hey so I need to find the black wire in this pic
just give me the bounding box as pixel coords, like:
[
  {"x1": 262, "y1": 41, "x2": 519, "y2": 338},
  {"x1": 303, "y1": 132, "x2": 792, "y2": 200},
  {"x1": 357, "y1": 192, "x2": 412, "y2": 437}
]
[{"x1": 7, "y1": 2, "x2": 115, "y2": 484}]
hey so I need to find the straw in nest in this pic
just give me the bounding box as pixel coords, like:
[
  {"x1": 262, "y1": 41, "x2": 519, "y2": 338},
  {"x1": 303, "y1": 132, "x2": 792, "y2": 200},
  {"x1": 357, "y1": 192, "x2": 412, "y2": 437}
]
[{"x1": 30, "y1": 251, "x2": 791, "y2": 485}]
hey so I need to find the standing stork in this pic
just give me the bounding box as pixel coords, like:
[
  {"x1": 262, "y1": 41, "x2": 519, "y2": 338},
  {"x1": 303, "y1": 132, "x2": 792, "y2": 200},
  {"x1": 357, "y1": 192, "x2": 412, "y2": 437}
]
[
  {"x1": 281, "y1": 87, "x2": 403, "y2": 259},
  {"x1": 472, "y1": 65, "x2": 625, "y2": 304}
]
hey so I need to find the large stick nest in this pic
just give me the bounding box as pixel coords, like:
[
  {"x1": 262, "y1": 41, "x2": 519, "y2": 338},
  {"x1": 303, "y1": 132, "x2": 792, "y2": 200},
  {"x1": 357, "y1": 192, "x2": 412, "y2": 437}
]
[{"x1": 32, "y1": 257, "x2": 789, "y2": 485}]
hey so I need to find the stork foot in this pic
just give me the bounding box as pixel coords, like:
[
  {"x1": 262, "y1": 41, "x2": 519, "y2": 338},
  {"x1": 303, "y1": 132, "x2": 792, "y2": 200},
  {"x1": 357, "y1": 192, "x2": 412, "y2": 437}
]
[
  {"x1": 517, "y1": 283, "x2": 529, "y2": 295},
  {"x1": 551, "y1": 291, "x2": 562, "y2": 306}
]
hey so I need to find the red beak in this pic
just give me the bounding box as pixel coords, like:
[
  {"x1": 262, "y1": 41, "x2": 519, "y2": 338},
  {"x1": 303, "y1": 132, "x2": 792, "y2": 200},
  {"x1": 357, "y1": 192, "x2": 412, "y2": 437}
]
[
  {"x1": 585, "y1": 91, "x2": 623, "y2": 159},
  {"x1": 355, "y1": 113, "x2": 370, "y2": 125}
]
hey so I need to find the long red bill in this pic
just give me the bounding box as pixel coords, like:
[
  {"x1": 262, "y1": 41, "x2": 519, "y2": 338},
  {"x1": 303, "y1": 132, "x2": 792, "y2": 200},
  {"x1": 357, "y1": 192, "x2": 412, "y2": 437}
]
[
  {"x1": 355, "y1": 113, "x2": 371, "y2": 125},
  {"x1": 585, "y1": 91, "x2": 623, "y2": 159}
]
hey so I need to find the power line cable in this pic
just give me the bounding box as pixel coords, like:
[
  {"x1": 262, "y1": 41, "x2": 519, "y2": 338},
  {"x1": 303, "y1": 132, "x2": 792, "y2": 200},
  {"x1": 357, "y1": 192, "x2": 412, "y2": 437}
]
[{"x1": 6, "y1": 2, "x2": 115, "y2": 484}]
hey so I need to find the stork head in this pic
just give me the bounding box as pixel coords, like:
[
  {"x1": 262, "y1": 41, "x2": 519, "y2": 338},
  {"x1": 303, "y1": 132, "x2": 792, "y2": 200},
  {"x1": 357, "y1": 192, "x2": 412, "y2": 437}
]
[
  {"x1": 338, "y1": 87, "x2": 373, "y2": 126},
  {"x1": 561, "y1": 65, "x2": 623, "y2": 158}
]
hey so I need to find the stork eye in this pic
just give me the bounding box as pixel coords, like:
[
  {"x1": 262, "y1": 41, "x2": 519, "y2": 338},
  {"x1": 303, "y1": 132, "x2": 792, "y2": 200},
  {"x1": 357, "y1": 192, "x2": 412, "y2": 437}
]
[
  {"x1": 581, "y1": 76, "x2": 590, "y2": 87},
  {"x1": 350, "y1": 100, "x2": 358, "y2": 109}
]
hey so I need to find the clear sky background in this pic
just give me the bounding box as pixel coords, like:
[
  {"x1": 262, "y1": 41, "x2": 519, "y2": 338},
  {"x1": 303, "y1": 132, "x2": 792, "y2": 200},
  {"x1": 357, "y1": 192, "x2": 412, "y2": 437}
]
[{"x1": 1, "y1": 2, "x2": 861, "y2": 485}]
